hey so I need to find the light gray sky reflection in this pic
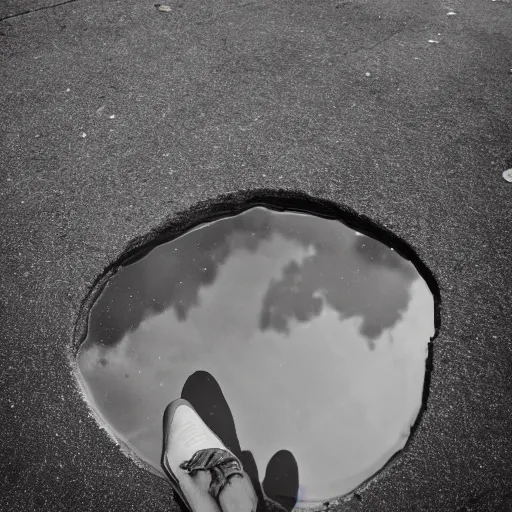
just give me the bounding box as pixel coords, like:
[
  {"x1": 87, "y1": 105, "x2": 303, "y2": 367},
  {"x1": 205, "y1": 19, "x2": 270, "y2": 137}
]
[{"x1": 78, "y1": 207, "x2": 434, "y2": 504}]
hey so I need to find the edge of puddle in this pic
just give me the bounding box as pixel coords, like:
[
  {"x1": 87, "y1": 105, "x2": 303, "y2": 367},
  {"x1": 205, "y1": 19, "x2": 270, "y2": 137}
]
[{"x1": 68, "y1": 188, "x2": 442, "y2": 508}]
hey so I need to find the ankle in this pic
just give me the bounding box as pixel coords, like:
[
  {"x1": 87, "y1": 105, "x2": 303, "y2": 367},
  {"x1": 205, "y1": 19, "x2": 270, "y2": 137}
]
[{"x1": 218, "y1": 473, "x2": 258, "y2": 512}]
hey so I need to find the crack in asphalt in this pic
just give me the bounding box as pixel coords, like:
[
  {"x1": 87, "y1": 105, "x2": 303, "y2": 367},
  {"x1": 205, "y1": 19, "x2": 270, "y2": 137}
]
[
  {"x1": 362, "y1": 26, "x2": 407, "y2": 52},
  {"x1": 0, "y1": 0, "x2": 81, "y2": 22}
]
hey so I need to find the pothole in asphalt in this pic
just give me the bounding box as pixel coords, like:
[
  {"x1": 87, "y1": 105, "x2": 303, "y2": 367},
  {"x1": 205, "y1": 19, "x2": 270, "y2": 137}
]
[{"x1": 76, "y1": 204, "x2": 436, "y2": 509}]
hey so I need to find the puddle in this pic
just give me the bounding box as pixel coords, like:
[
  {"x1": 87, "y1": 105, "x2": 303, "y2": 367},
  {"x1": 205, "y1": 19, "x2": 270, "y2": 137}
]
[{"x1": 77, "y1": 205, "x2": 435, "y2": 508}]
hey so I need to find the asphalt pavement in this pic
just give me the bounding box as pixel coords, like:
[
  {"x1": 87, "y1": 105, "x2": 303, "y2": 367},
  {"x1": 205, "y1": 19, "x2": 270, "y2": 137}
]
[{"x1": 1, "y1": 0, "x2": 512, "y2": 510}]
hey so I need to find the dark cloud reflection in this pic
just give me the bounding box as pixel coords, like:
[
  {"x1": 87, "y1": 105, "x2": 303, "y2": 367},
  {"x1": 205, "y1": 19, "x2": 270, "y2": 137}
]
[
  {"x1": 260, "y1": 228, "x2": 417, "y2": 343},
  {"x1": 86, "y1": 207, "x2": 417, "y2": 350},
  {"x1": 87, "y1": 211, "x2": 273, "y2": 348}
]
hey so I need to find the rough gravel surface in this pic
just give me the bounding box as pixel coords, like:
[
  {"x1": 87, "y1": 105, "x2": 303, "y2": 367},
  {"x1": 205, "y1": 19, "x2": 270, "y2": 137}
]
[{"x1": 1, "y1": 0, "x2": 512, "y2": 510}]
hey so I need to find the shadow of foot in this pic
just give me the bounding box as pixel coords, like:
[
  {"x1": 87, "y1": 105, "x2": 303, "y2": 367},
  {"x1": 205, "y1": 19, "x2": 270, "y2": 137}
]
[
  {"x1": 241, "y1": 450, "x2": 297, "y2": 512},
  {"x1": 263, "y1": 450, "x2": 299, "y2": 511},
  {"x1": 181, "y1": 370, "x2": 242, "y2": 457},
  {"x1": 181, "y1": 371, "x2": 299, "y2": 512}
]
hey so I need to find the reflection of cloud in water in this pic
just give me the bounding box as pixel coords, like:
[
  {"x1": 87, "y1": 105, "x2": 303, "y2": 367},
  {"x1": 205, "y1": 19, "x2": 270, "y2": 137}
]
[
  {"x1": 87, "y1": 210, "x2": 273, "y2": 348},
  {"x1": 260, "y1": 232, "x2": 416, "y2": 345},
  {"x1": 86, "y1": 208, "x2": 417, "y2": 351},
  {"x1": 78, "y1": 235, "x2": 434, "y2": 501}
]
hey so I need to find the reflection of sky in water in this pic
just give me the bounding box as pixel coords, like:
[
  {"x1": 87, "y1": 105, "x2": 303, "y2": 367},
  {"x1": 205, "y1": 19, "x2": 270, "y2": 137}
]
[{"x1": 78, "y1": 207, "x2": 434, "y2": 505}]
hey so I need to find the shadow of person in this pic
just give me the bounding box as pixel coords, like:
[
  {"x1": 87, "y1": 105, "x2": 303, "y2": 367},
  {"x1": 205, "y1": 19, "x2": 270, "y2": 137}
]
[{"x1": 181, "y1": 370, "x2": 299, "y2": 512}]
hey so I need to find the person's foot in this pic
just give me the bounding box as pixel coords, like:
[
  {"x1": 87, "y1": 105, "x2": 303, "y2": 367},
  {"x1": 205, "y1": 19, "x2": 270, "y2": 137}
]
[{"x1": 162, "y1": 398, "x2": 258, "y2": 512}]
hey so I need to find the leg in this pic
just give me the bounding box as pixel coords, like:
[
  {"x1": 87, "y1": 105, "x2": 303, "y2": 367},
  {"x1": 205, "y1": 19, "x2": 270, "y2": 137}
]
[
  {"x1": 162, "y1": 399, "x2": 257, "y2": 512},
  {"x1": 217, "y1": 473, "x2": 258, "y2": 512},
  {"x1": 179, "y1": 469, "x2": 222, "y2": 512}
]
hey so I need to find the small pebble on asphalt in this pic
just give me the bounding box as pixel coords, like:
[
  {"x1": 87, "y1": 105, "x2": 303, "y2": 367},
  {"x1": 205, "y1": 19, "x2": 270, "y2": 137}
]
[
  {"x1": 502, "y1": 169, "x2": 512, "y2": 182},
  {"x1": 155, "y1": 4, "x2": 172, "y2": 11}
]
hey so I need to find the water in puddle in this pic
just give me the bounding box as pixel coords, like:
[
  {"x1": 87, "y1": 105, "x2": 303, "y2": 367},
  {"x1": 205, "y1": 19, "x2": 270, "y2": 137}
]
[{"x1": 77, "y1": 206, "x2": 434, "y2": 508}]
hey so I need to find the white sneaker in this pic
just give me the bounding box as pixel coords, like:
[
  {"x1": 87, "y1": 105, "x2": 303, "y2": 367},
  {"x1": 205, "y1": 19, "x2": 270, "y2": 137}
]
[{"x1": 161, "y1": 398, "x2": 244, "y2": 511}]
